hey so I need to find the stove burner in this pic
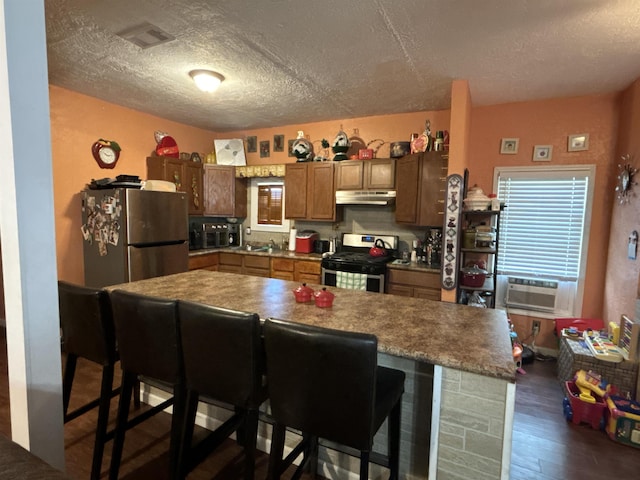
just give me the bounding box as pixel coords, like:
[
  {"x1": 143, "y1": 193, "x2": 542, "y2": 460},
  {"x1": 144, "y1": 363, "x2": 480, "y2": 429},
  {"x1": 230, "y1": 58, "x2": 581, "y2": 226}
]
[{"x1": 321, "y1": 250, "x2": 395, "y2": 275}]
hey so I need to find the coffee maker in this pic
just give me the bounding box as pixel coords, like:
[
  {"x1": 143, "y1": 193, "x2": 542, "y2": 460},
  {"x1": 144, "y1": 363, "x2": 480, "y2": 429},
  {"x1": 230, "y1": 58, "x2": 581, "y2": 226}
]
[{"x1": 227, "y1": 223, "x2": 242, "y2": 247}]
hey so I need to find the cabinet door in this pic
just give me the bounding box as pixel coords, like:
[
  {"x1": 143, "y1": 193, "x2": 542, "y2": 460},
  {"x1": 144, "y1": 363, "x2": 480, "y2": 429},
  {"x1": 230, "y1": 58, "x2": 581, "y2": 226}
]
[
  {"x1": 284, "y1": 164, "x2": 308, "y2": 219},
  {"x1": 414, "y1": 287, "x2": 441, "y2": 301},
  {"x1": 417, "y1": 152, "x2": 447, "y2": 226},
  {"x1": 188, "y1": 253, "x2": 219, "y2": 271},
  {"x1": 234, "y1": 177, "x2": 248, "y2": 218},
  {"x1": 386, "y1": 284, "x2": 413, "y2": 297},
  {"x1": 395, "y1": 155, "x2": 420, "y2": 223},
  {"x1": 185, "y1": 162, "x2": 203, "y2": 215},
  {"x1": 335, "y1": 161, "x2": 364, "y2": 190},
  {"x1": 307, "y1": 163, "x2": 335, "y2": 220},
  {"x1": 365, "y1": 159, "x2": 395, "y2": 189},
  {"x1": 165, "y1": 158, "x2": 186, "y2": 192},
  {"x1": 204, "y1": 165, "x2": 235, "y2": 216}
]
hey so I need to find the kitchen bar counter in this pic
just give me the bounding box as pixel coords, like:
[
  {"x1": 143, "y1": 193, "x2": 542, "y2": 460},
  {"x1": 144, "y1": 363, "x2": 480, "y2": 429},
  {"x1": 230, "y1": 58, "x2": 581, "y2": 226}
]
[
  {"x1": 108, "y1": 269, "x2": 513, "y2": 380},
  {"x1": 107, "y1": 270, "x2": 515, "y2": 479}
]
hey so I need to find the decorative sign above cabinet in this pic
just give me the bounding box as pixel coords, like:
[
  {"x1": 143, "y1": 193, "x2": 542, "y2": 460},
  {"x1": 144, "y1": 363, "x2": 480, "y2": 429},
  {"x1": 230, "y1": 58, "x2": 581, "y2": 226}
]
[{"x1": 235, "y1": 164, "x2": 285, "y2": 178}]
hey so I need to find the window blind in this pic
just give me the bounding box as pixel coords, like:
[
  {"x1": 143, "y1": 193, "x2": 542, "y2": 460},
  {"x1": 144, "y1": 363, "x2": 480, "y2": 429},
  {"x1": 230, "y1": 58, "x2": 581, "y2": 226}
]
[{"x1": 496, "y1": 169, "x2": 590, "y2": 281}]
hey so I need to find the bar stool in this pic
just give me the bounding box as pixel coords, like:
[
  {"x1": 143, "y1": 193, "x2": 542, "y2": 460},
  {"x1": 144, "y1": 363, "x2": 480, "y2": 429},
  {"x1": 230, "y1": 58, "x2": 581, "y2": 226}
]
[
  {"x1": 58, "y1": 281, "x2": 119, "y2": 480},
  {"x1": 108, "y1": 289, "x2": 186, "y2": 480},
  {"x1": 176, "y1": 300, "x2": 268, "y2": 479},
  {"x1": 263, "y1": 318, "x2": 405, "y2": 480}
]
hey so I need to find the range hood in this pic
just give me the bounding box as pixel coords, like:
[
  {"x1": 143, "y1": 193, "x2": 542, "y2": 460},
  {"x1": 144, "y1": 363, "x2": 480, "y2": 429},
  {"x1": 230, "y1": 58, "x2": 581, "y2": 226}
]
[{"x1": 335, "y1": 190, "x2": 396, "y2": 206}]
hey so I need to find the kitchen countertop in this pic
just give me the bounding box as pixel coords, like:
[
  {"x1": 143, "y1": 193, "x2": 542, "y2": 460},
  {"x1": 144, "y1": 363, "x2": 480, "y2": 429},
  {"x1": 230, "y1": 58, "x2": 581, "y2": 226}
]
[
  {"x1": 106, "y1": 270, "x2": 515, "y2": 382},
  {"x1": 189, "y1": 247, "x2": 323, "y2": 262},
  {"x1": 387, "y1": 261, "x2": 441, "y2": 274}
]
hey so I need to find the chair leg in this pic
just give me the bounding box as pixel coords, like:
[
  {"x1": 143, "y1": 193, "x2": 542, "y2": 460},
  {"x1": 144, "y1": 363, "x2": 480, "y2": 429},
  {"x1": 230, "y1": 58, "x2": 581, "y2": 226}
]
[
  {"x1": 267, "y1": 423, "x2": 286, "y2": 480},
  {"x1": 108, "y1": 371, "x2": 135, "y2": 480},
  {"x1": 133, "y1": 376, "x2": 141, "y2": 408},
  {"x1": 177, "y1": 390, "x2": 199, "y2": 479},
  {"x1": 169, "y1": 384, "x2": 188, "y2": 480},
  {"x1": 62, "y1": 354, "x2": 78, "y2": 419},
  {"x1": 90, "y1": 363, "x2": 115, "y2": 480},
  {"x1": 388, "y1": 398, "x2": 402, "y2": 480},
  {"x1": 307, "y1": 435, "x2": 319, "y2": 479},
  {"x1": 242, "y1": 409, "x2": 258, "y2": 480},
  {"x1": 359, "y1": 451, "x2": 369, "y2": 480}
]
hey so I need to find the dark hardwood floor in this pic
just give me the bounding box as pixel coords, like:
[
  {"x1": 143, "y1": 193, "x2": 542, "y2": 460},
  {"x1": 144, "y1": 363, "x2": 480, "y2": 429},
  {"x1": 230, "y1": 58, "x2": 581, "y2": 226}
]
[{"x1": 1, "y1": 329, "x2": 639, "y2": 479}]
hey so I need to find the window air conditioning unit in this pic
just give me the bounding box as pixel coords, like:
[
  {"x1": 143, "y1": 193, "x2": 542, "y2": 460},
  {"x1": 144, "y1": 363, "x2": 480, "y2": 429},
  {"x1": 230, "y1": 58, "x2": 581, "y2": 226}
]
[{"x1": 505, "y1": 277, "x2": 559, "y2": 313}]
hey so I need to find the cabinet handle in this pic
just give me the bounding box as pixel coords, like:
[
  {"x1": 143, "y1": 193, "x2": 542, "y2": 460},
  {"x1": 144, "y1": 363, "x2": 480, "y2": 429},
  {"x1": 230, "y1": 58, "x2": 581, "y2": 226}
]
[{"x1": 437, "y1": 199, "x2": 445, "y2": 204}]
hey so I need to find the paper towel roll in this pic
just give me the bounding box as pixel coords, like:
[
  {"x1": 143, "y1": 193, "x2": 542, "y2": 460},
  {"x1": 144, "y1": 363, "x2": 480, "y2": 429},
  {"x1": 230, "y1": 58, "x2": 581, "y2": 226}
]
[{"x1": 288, "y1": 228, "x2": 297, "y2": 251}]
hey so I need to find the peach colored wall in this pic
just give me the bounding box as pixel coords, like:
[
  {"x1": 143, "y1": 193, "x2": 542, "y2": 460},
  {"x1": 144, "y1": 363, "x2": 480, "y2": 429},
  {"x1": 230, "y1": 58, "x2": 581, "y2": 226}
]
[
  {"x1": 50, "y1": 86, "x2": 215, "y2": 284},
  {"x1": 605, "y1": 79, "x2": 640, "y2": 324},
  {"x1": 217, "y1": 111, "x2": 451, "y2": 166},
  {"x1": 468, "y1": 93, "x2": 620, "y2": 319}
]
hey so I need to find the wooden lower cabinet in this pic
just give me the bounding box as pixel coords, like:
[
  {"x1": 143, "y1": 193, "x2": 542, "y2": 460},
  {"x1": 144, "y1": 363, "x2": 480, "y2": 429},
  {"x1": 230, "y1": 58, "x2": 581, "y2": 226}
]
[
  {"x1": 218, "y1": 252, "x2": 243, "y2": 274},
  {"x1": 244, "y1": 255, "x2": 270, "y2": 278},
  {"x1": 217, "y1": 252, "x2": 270, "y2": 277},
  {"x1": 188, "y1": 253, "x2": 219, "y2": 271},
  {"x1": 295, "y1": 260, "x2": 321, "y2": 284},
  {"x1": 192, "y1": 252, "x2": 319, "y2": 281},
  {"x1": 386, "y1": 268, "x2": 441, "y2": 301},
  {"x1": 270, "y1": 258, "x2": 321, "y2": 283},
  {"x1": 270, "y1": 258, "x2": 295, "y2": 281}
]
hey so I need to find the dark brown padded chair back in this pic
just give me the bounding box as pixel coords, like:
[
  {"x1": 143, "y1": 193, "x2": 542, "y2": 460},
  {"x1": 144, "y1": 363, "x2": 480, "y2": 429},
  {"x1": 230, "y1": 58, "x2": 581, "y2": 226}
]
[
  {"x1": 177, "y1": 300, "x2": 267, "y2": 480},
  {"x1": 110, "y1": 289, "x2": 182, "y2": 384},
  {"x1": 264, "y1": 318, "x2": 404, "y2": 480},
  {"x1": 178, "y1": 300, "x2": 265, "y2": 408},
  {"x1": 58, "y1": 280, "x2": 119, "y2": 480},
  {"x1": 108, "y1": 289, "x2": 185, "y2": 480},
  {"x1": 264, "y1": 318, "x2": 378, "y2": 450},
  {"x1": 58, "y1": 280, "x2": 116, "y2": 366}
]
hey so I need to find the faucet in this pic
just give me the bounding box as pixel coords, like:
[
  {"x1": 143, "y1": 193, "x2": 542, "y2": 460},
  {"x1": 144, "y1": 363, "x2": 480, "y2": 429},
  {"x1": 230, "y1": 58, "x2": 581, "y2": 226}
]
[{"x1": 268, "y1": 239, "x2": 277, "y2": 252}]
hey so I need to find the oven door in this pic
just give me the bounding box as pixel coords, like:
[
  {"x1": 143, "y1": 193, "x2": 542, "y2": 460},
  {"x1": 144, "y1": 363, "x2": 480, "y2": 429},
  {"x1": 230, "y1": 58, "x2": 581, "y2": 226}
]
[{"x1": 321, "y1": 268, "x2": 385, "y2": 293}]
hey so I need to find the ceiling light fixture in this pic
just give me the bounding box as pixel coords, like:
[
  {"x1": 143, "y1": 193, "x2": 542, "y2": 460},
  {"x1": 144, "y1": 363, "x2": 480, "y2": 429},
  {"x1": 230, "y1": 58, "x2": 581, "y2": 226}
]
[{"x1": 189, "y1": 70, "x2": 224, "y2": 92}]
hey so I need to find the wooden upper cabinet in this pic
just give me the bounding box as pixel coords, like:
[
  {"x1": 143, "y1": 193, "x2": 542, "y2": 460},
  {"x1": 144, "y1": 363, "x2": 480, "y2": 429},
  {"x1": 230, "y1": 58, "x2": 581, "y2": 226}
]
[
  {"x1": 203, "y1": 165, "x2": 247, "y2": 217},
  {"x1": 335, "y1": 161, "x2": 364, "y2": 190},
  {"x1": 395, "y1": 152, "x2": 447, "y2": 226},
  {"x1": 365, "y1": 159, "x2": 396, "y2": 189},
  {"x1": 307, "y1": 162, "x2": 335, "y2": 221},
  {"x1": 285, "y1": 162, "x2": 335, "y2": 221},
  {"x1": 284, "y1": 163, "x2": 308, "y2": 219},
  {"x1": 335, "y1": 159, "x2": 395, "y2": 190},
  {"x1": 146, "y1": 156, "x2": 203, "y2": 215}
]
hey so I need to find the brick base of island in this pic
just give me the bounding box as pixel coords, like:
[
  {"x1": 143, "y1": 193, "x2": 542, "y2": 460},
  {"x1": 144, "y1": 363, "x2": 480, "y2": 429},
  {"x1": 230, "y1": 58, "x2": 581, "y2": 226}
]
[{"x1": 108, "y1": 270, "x2": 516, "y2": 479}]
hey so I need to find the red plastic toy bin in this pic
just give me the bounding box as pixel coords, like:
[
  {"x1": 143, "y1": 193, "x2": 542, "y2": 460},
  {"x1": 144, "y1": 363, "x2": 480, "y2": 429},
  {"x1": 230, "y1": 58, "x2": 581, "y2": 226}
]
[{"x1": 564, "y1": 381, "x2": 606, "y2": 429}]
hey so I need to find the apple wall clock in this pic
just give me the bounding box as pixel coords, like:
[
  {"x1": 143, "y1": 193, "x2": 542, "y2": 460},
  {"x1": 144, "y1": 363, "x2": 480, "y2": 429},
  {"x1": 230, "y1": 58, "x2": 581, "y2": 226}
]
[{"x1": 92, "y1": 139, "x2": 121, "y2": 169}]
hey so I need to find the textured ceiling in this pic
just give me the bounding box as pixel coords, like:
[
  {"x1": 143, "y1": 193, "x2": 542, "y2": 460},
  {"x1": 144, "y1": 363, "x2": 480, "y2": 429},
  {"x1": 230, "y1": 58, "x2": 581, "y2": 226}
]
[{"x1": 45, "y1": 0, "x2": 640, "y2": 132}]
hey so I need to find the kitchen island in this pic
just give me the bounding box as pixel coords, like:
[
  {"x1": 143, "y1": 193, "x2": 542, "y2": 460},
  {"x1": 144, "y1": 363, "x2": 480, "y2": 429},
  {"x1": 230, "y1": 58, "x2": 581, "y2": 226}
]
[{"x1": 108, "y1": 270, "x2": 515, "y2": 479}]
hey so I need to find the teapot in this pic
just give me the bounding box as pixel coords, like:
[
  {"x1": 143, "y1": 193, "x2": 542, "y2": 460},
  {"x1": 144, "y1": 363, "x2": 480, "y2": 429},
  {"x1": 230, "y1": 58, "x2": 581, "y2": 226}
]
[
  {"x1": 313, "y1": 288, "x2": 335, "y2": 308},
  {"x1": 369, "y1": 239, "x2": 388, "y2": 257},
  {"x1": 292, "y1": 283, "x2": 314, "y2": 303}
]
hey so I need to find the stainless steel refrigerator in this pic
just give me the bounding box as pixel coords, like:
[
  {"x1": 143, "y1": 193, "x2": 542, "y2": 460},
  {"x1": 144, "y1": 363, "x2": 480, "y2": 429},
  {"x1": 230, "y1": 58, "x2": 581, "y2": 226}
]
[{"x1": 82, "y1": 188, "x2": 188, "y2": 288}]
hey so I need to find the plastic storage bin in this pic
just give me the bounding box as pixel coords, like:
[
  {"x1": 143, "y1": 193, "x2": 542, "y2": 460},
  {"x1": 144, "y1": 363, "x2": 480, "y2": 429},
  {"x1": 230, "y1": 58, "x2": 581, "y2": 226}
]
[{"x1": 564, "y1": 380, "x2": 606, "y2": 429}]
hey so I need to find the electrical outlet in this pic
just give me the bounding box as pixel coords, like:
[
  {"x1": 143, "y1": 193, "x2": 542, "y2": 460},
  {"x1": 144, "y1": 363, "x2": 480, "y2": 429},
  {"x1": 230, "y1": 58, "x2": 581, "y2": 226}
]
[{"x1": 532, "y1": 320, "x2": 541, "y2": 336}]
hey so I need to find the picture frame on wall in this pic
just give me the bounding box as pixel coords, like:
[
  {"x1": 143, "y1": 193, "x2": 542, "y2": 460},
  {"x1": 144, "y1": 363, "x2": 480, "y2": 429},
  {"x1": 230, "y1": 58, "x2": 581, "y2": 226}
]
[
  {"x1": 288, "y1": 139, "x2": 295, "y2": 157},
  {"x1": 260, "y1": 140, "x2": 270, "y2": 158},
  {"x1": 246, "y1": 136, "x2": 257, "y2": 153},
  {"x1": 568, "y1": 133, "x2": 589, "y2": 152},
  {"x1": 273, "y1": 134, "x2": 284, "y2": 152},
  {"x1": 532, "y1": 145, "x2": 553, "y2": 161},
  {"x1": 500, "y1": 138, "x2": 519, "y2": 154}
]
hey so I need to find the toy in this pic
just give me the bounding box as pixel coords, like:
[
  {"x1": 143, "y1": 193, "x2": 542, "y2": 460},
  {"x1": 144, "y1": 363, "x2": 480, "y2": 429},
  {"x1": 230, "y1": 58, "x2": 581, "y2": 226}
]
[
  {"x1": 605, "y1": 395, "x2": 640, "y2": 448},
  {"x1": 583, "y1": 329, "x2": 624, "y2": 363},
  {"x1": 574, "y1": 369, "x2": 607, "y2": 403}
]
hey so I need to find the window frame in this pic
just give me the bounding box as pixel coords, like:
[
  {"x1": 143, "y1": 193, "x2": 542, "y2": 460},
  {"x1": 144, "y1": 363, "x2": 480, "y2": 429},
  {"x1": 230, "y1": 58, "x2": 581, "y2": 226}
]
[
  {"x1": 248, "y1": 177, "x2": 290, "y2": 234},
  {"x1": 492, "y1": 164, "x2": 595, "y2": 316}
]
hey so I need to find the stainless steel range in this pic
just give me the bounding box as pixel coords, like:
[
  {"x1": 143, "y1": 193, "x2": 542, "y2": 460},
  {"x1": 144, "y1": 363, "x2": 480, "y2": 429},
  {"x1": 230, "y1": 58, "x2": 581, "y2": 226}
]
[{"x1": 321, "y1": 233, "x2": 398, "y2": 293}]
